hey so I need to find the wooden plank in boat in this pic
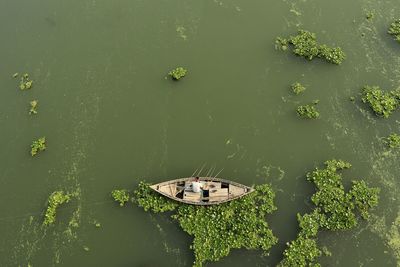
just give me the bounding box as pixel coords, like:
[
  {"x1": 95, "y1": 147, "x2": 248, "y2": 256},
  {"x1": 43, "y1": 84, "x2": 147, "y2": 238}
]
[
  {"x1": 184, "y1": 191, "x2": 201, "y2": 201},
  {"x1": 229, "y1": 184, "x2": 246, "y2": 197}
]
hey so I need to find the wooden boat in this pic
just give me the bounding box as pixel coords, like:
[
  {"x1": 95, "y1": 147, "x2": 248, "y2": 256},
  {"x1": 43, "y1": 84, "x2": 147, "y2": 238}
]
[{"x1": 150, "y1": 177, "x2": 254, "y2": 205}]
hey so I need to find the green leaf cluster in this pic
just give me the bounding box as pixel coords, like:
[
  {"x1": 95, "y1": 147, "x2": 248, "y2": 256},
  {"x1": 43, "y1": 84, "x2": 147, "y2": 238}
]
[
  {"x1": 280, "y1": 160, "x2": 380, "y2": 266},
  {"x1": 19, "y1": 73, "x2": 33, "y2": 90},
  {"x1": 292, "y1": 82, "x2": 306, "y2": 95},
  {"x1": 29, "y1": 100, "x2": 38, "y2": 115},
  {"x1": 133, "y1": 182, "x2": 277, "y2": 267},
  {"x1": 280, "y1": 236, "x2": 321, "y2": 267},
  {"x1": 133, "y1": 181, "x2": 178, "y2": 212},
  {"x1": 366, "y1": 11, "x2": 375, "y2": 20},
  {"x1": 168, "y1": 67, "x2": 187, "y2": 80},
  {"x1": 385, "y1": 133, "x2": 400, "y2": 148},
  {"x1": 279, "y1": 210, "x2": 326, "y2": 267},
  {"x1": 43, "y1": 191, "x2": 71, "y2": 226},
  {"x1": 388, "y1": 19, "x2": 400, "y2": 43},
  {"x1": 111, "y1": 189, "x2": 131, "y2": 207},
  {"x1": 297, "y1": 102, "x2": 320, "y2": 119},
  {"x1": 361, "y1": 86, "x2": 400, "y2": 118},
  {"x1": 276, "y1": 30, "x2": 346, "y2": 65},
  {"x1": 348, "y1": 180, "x2": 380, "y2": 220},
  {"x1": 307, "y1": 159, "x2": 379, "y2": 230},
  {"x1": 30, "y1": 137, "x2": 46, "y2": 156}
]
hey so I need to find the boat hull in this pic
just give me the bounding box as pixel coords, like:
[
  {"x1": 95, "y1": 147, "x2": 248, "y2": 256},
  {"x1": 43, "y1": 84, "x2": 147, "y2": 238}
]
[{"x1": 150, "y1": 177, "x2": 254, "y2": 205}]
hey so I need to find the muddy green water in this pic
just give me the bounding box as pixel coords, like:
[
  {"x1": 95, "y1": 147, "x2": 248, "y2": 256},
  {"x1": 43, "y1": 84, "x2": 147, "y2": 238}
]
[{"x1": 1, "y1": 0, "x2": 400, "y2": 266}]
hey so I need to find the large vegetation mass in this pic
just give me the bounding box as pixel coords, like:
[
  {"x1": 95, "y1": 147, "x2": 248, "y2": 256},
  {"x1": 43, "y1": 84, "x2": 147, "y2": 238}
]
[
  {"x1": 131, "y1": 181, "x2": 277, "y2": 267},
  {"x1": 276, "y1": 30, "x2": 346, "y2": 65},
  {"x1": 279, "y1": 160, "x2": 380, "y2": 266},
  {"x1": 361, "y1": 85, "x2": 400, "y2": 118}
]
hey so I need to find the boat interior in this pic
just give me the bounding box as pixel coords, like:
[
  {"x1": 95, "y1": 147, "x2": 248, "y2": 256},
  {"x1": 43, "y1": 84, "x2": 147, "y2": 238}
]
[{"x1": 156, "y1": 179, "x2": 248, "y2": 203}]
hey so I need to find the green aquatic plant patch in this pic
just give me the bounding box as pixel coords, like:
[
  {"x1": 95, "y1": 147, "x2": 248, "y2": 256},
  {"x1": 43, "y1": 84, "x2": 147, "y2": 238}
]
[
  {"x1": 30, "y1": 137, "x2": 46, "y2": 156},
  {"x1": 361, "y1": 85, "x2": 399, "y2": 118},
  {"x1": 388, "y1": 19, "x2": 400, "y2": 43},
  {"x1": 275, "y1": 30, "x2": 345, "y2": 64},
  {"x1": 132, "y1": 182, "x2": 277, "y2": 267},
  {"x1": 43, "y1": 191, "x2": 72, "y2": 226},
  {"x1": 29, "y1": 100, "x2": 38, "y2": 115},
  {"x1": 291, "y1": 82, "x2": 306, "y2": 95},
  {"x1": 297, "y1": 102, "x2": 320, "y2": 119},
  {"x1": 19, "y1": 73, "x2": 33, "y2": 90},
  {"x1": 276, "y1": 30, "x2": 346, "y2": 65},
  {"x1": 111, "y1": 189, "x2": 131, "y2": 207},
  {"x1": 366, "y1": 11, "x2": 375, "y2": 20},
  {"x1": 385, "y1": 133, "x2": 400, "y2": 149},
  {"x1": 168, "y1": 67, "x2": 187, "y2": 80},
  {"x1": 280, "y1": 160, "x2": 380, "y2": 266}
]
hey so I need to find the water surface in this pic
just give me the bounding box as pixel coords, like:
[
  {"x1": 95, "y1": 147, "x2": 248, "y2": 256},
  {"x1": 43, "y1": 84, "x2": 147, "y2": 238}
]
[{"x1": 1, "y1": 0, "x2": 400, "y2": 266}]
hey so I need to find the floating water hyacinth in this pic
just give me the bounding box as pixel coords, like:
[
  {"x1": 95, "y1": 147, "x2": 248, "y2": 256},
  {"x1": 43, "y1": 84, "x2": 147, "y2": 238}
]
[
  {"x1": 43, "y1": 191, "x2": 72, "y2": 226},
  {"x1": 168, "y1": 67, "x2": 187, "y2": 80},
  {"x1": 297, "y1": 101, "x2": 320, "y2": 119},
  {"x1": 385, "y1": 133, "x2": 400, "y2": 148},
  {"x1": 111, "y1": 189, "x2": 130, "y2": 206},
  {"x1": 276, "y1": 30, "x2": 346, "y2": 65},
  {"x1": 388, "y1": 19, "x2": 400, "y2": 43},
  {"x1": 132, "y1": 181, "x2": 277, "y2": 267},
  {"x1": 30, "y1": 137, "x2": 46, "y2": 156},
  {"x1": 19, "y1": 73, "x2": 33, "y2": 90},
  {"x1": 280, "y1": 160, "x2": 379, "y2": 266},
  {"x1": 291, "y1": 82, "x2": 306, "y2": 95},
  {"x1": 361, "y1": 85, "x2": 400, "y2": 118},
  {"x1": 29, "y1": 100, "x2": 38, "y2": 115}
]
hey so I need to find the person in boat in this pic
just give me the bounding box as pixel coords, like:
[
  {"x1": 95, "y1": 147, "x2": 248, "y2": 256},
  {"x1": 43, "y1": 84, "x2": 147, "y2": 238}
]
[{"x1": 192, "y1": 177, "x2": 203, "y2": 193}]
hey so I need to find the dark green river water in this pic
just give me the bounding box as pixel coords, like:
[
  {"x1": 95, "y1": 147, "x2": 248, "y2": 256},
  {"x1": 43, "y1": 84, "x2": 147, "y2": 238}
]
[{"x1": 1, "y1": 0, "x2": 400, "y2": 266}]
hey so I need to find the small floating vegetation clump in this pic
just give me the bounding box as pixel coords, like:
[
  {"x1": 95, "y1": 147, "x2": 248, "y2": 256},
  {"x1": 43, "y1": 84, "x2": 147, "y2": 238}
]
[
  {"x1": 19, "y1": 73, "x2": 33, "y2": 90},
  {"x1": 276, "y1": 30, "x2": 346, "y2": 65},
  {"x1": 361, "y1": 85, "x2": 400, "y2": 118},
  {"x1": 168, "y1": 67, "x2": 187, "y2": 80},
  {"x1": 132, "y1": 181, "x2": 277, "y2": 267},
  {"x1": 29, "y1": 100, "x2": 38, "y2": 115},
  {"x1": 279, "y1": 160, "x2": 380, "y2": 266},
  {"x1": 291, "y1": 82, "x2": 306, "y2": 95},
  {"x1": 388, "y1": 19, "x2": 400, "y2": 43},
  {"x1": 297, "y1": 101, "x2": 320, "y2": 119},
  {"x1": 43, "y1": 191, "x2": 72, "y2": 226},
  {"x1": 366, "y1": 11, "x2": 375, "y2": 20},
  {"x1": 30, "y1": 137, "x2": 46, "y2": 156},
  {"x1": 385, "y1": 133, "x2": 400, "y2": 149},
  {"x1": 111, "y1": 189, "x2": 131, "y2": 207}
]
